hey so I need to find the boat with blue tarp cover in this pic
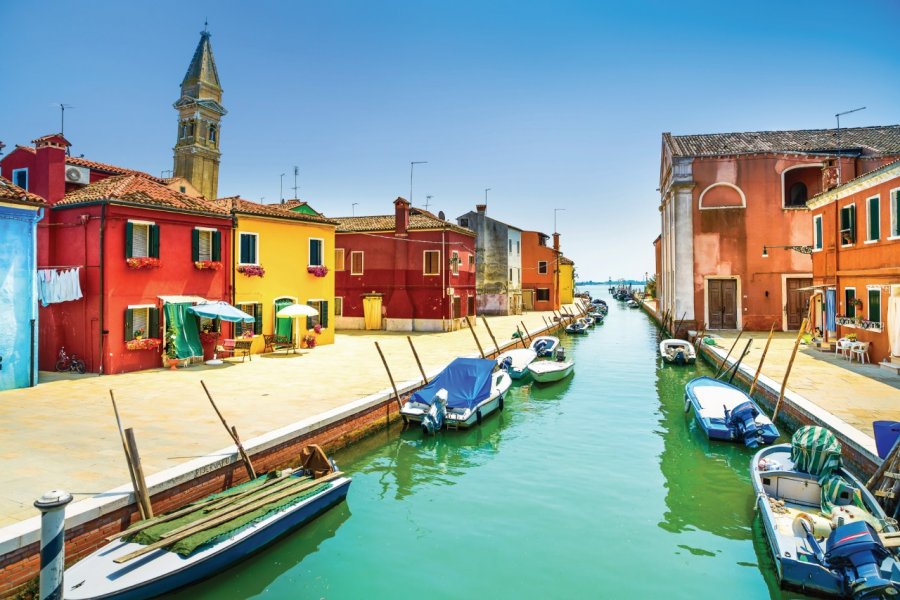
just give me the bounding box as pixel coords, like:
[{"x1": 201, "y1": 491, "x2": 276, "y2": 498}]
[
  {"x1": 684, "y1": 376, "x2": 779, "y2": 448},
  {"x1": 400, "y1": 357, "x2": 511, "y2": 434},
  {"x1": 753, "y1": 426, "x2": 900, "y2": 598}
]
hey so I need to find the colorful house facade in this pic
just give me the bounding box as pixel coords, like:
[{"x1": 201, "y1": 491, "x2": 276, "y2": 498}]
[
  {"x1": 334, "y1": 198, "x2": 477, "y2": 331},
  {"x1": 807, "y1": 160, "x2": 900, "y2": 367},
  {"x1": 521, "y1": 231, "x2": 561, "y2": 311},
  {"x1": 559, "y1": 255, "x2": 575, "y2": 305},
  {"x1": 218, "y1": 197, "x2": 338, "y2": 351},
  {"x1": 456, "y1": 204, "x2": 523, "y2": 315},
  {"x1": 657, "y1": 126, "x2": 900, "y2": 332},
  {"x1": 0, "y1": 177, "x2": 44, "y2": 390}
]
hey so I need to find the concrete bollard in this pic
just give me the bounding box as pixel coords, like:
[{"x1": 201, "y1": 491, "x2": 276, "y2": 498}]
[{"x1": 34, "y1": 490, "x2": 73, "y2": 600}]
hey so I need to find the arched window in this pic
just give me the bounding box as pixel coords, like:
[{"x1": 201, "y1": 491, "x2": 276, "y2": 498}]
[
  {"x1": 209, "y1": 125, "x2": 217, "y2": 143},
  {"x1": 789, "y1": 182, "x2": 808, "y2": 207},
  {"x1": 188, "y1": 121, "x2": 195, "y2": 137},
  {"x1": 179, "y1": 123, "x2": 186, "y2": 139}
]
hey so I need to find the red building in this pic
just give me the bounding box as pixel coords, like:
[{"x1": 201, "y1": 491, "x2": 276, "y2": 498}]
[
  {"x1": 333, "y1": 198, "x2": 476, "y2": 331},
  {"x1": 521, "y1": 231, "x2": 561, "y2": 311},
  {"x1": 0, "y1": 134, "x2": 232, "y2": 374},
  {"x1": 807, "y1": 160, "x2": 900, "y2": 367}
]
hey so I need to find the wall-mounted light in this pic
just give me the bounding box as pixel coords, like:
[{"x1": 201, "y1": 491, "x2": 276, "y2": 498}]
[{"x1": 762, "y1": 244, "x2": 813, "y2": 258}]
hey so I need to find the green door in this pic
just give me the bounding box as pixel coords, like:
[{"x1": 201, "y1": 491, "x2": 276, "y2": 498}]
[{"x1": 274, "y1": 298, "x2": 294, "y2": 339}]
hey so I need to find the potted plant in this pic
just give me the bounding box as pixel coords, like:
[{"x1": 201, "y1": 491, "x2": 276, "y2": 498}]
[
  {"x1": 133, "y1": 327, "x2": 145, "y2": 340},
  {"x1": 303, "y1": 334, "x2": 317, "y2": 349},
  {"x1": 164, "y1": 323, "x2": 179, "y2": 370}
]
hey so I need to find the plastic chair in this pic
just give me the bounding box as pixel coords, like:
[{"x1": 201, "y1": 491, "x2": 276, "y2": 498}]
[
  {"x1": 850, "y1": 342, "x2": 870, "y2": 364},
  {"x1": 835, "y1": 338, "x2": 853, "y2": 359}
]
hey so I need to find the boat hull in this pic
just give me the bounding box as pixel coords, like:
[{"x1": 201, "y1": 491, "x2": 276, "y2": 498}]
[
  {"x1": 400, "y1": 372, "x2": 511, "y2": 429},
  {"x1": 684, "y1": 376, "x2": 778, "y2": 445},
  {"x1": 527, "y1": 361, "x2": 575, "y2": 383}
]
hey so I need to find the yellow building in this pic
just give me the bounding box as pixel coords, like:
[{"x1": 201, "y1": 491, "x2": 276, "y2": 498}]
[
  {"x1": 221, "y1": 197, "x2": 338, "y2": 352},
  {"x1": 559, "y1": 255, "x2": 575, "y2": 305}
]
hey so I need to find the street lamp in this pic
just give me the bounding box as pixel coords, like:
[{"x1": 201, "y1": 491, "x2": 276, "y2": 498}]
[
  {"x1": 410, "y1": 161, "x2": 427, "y2": 204},
  {"x1": 554, "y1": 208, "x2": 565, "y2": 233},
  {"x1": 762, "y1": 245, "x2": 814, "y2": 258},
  {"x1": 484, "y1": 188, "x2": 491, "y2": 204},
  {"x1": 352, "y1": 202, "x2": 359, "y2": 216},
  {"x1": 835, "y1": 106, "x2": 866, "y2": 185}
]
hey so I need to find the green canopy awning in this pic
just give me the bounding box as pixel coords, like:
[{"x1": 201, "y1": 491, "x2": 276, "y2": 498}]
[{"x1": 164, "y1": 302, "x2": 203, "y2": 359}]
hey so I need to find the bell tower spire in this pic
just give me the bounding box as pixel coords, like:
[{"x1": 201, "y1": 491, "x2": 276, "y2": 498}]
[{"x1": 173, "y1": 26, "x2": 226, "y2": 200}]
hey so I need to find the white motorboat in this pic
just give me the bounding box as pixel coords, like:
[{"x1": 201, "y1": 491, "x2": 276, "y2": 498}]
[
  {"x1": 496, "y1": 348, "x2": 538, "y2": 379},
  {"x1": 527, "y1": 348, "x2": 575, "y2": 383},
  {"x1": 529, "y1": 336, "x2": 559, "y2": 357},
  {"x1": 659, "y1": 339, "x2": 697, "y2": 365}
]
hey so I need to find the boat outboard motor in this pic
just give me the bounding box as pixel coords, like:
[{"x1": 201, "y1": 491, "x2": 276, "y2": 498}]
[
  {"x1": 422, "y1": 389, "x2": 448, "y2": 436},
  {"x1": 824, "y1": 521, "x2": 900, "y2": 599},
  {"x1": 673, "y1": 348, "x2": 686, "y2": 366},
  {"x1": 555, "y1": 346, "x2": 566, "y2": 362},
  {"x1": 725, "y1": 401, "x2": 763, "y2": 448},
  {"x1": 499, "y1": 356, "x2": 513, "y2": 372},
  {"x1": 534, "y1": 340, "x2": 548, "y2": 356}
]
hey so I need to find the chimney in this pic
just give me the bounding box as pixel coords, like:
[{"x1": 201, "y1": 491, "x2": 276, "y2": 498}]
[
  {"x1": 476, "y1": 204, "x2": 486, "y2": 213},
  {"x1": 32, "y1": 134, "x2": 69, "y2": 204},
  {"x1": 552, "y1": 232, "x2": 560, "y2": 253},
  {"x1": 394, "y1": 196, "x2": 410, "y2": 236}
]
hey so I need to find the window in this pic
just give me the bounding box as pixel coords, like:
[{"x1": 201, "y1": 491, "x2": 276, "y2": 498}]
[
  {"x1": 516, "y1": 241, "x2": 520, "y2": 254},
  {"x1": 334, "y1": 297, "x2": 343, "y2": 317},
  {"x1": 868, "y1": 289, "x2": 881, "y2": 323},
  {"x1": 423, "y1": 250, "x2": 440, "y2": 275},
  {"x1": 12, "y1": 168, "x2": 28, "y2": 190},
  {"x1": 309, "y1": 238, "x2": 324, "y2": 267},
  {"x1": 538, "y1": 261, "x2": 548, "y2": 274},
  {"x1": 845, "y1": 288, "x2": 856, "y2": 318},
  {"x1": 125, "y1": 221, "x2": 159, "y2": 259},
  {"x1": 239, "y1": 233, "x2": 258, "y2": 265},
  {"x1": 788, "y1": 182, "x2": 808, "y2": 207},
  {"x1": 813, "y1": 215, "x2": 823, "y2": 251},
  {"x1": 306, "y1": 300, "x2": 329, "y2": 329},
  {"x1": 467, "y1": 295, "x2": 475, "y2": 316},
  {"x1": 459, "y1": 218, "x2": 469, "y2": 228},
  {"x1": 840, "y1": 204, "x2": 856, "y2": 245},
  {"x1": 509, "y1": 268, "x2": 513, "y2": 281},
  {"x1": 891, "y1": 189, "x2": 900, "y2": 238},
  {"x1": 125, "y1": 306, "x2": 158, "y2": 341},
  {"x1": 180, "y1": 123, "x2": 187, "y2": 139},
  {"x1": 188, "y1": 121, "x2": 195, "y2": 137},
  {"x1": 179, "y1": 186, "x2": 186, "y2": 193},
  {"x1": 209, "y1": 125, "x2": 217, "y2": 143},
  {"x1": 350, "y1": 251, "x2": 364, "y2": 275},
  {"x1": 867, "y1": 196, "x2": 880, "y2": 242},
  {"x1": 468, "y1": 253, "x2": 475, "y2": 267},
  {"x1": 335, "y1": 249, "x2": 345, "y2": 271},
  {"x1": 199, "y1": 317, "x2": 220, "y2": 334},
  {"x1": 536, "y1": 288, "x2": 550, "y2": 302},
  {"x1": 509, "y1": 240, "x2": 512, "y2": 253},
  {"x1": 193, "y1": 228, "x2": 221, "y2": 262},
  {"x1": 236, "y1": 303, "x2": 262, "y2": 336},
  {"x1": 451, "y1": 251, "x2": 460, "y2": 275}
]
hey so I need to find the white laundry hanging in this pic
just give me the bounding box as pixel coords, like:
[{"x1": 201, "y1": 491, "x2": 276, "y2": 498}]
[{"x1": 37, "y1": 267, "x2": 83, "y2": 305}]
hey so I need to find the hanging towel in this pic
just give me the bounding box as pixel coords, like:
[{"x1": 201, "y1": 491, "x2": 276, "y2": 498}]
[
  {"x1": 889, "y1": 295, "x2": 900, "y2": 358},
  {"x1": 825, "y1": 289, "x2": 836, "y2": 332}
]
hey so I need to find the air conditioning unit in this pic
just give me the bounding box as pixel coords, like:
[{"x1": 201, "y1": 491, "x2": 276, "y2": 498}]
[{"x1": 65, "y1": 165, "x2": 90, "y2": 185}]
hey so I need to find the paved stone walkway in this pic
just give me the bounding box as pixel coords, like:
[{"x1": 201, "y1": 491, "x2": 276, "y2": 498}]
[{"x1": 0, "y1": 309, "x2": 570, "y2": 527}]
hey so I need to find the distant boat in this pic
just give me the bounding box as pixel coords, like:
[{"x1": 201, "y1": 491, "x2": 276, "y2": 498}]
[
  {"x1": 627, "y1": 299, "x2": 640, "y2": 309},
  {"x1": 659, "y1": 339, "x2": 696, "y2": 365},
  {"x1": 496, "y1": 348, "x2": 537, "y2": 379},
  {"x1": 400, "y1": 357, "x2": 512, "y2": 434},
  {"x1": 527, "y1": 347, "x2": 575, "y2": 383},
  {"x1": 684, "y1": 376, "x2": 779, "y2": 448},
  {"x1": 565, "y1": 321, "x2": 587, "y2": 334},
  {"x1": 753, "y1": 426, "x2": 900, "y2": 598},
  {"x1": 529, "y1": 335, "x2": 560, "y2": 357}
]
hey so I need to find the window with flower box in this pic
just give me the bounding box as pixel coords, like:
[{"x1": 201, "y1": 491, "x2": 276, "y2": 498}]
[
  {"x1": 845, "y1": 288, "x2": 856, "y2": 319},
  {"x1": 235, "y1": 302, "x2": 262, "y2": 336},
  {"x1": 126, "y1": 221, "x2": 159, "y2": 259},
  {"x1": 306, "y1": 300, "x2": 329, "y2": 329},
  {"x1": 193, "y1": 228, "x2": 221, "y2": 262},
  {"x1": 125, "y1": 305, "x2": 159, "y2": 341},
  {"x1": 309, "y1": 239, "x2": 324, "y2": 267}
]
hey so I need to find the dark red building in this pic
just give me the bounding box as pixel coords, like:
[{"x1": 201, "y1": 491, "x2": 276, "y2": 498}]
[{"x1": 333, "y1": 198, "x2": 477, "y2": 331}]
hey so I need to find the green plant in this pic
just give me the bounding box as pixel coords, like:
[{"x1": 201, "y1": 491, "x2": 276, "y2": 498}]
[{"x1": 164, "y1": 323, "x2": 178, "y2": 360}]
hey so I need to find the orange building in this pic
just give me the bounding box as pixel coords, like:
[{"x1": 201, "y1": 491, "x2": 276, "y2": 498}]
[
  {"x1": 521, "y1": 231, "x2": 560, "y2": 311},
  {"x1": 807, "y1": 161, "x2": 900, "y2": 368}
]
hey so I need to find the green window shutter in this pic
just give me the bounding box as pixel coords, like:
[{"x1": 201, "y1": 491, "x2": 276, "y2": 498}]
[
  {"x1": 849, "y1": 206, "x2": 856, "y2": 243},
  {"x1": 815, "y1": 218, "x2": 822, "y2": 249},
  {"x1": 149, "y1": 307, "x2": 160, "y2": 339},
  {"x1": 150, "y1": 224, "x2": 160, "y2": 258},
  {"x1": 125, "y1": 309, "x2": 134, "y2": 341},
  {"x1": 192, "y1": 229, "x2": 200, "y2": 261},
  {"x1": 125, "y1": 222, "x2": 134, "y2": 258},
  {"x1": 869, "y1": 198, "x2": 880, "y2": 240},
  {"x1": 235, "y1": 317, "x2": 243, "y2": 337},
  {"x1": 321, "y1": 301, "x2": 329, "y2": 328},
  {"x1": 254, "y1": 306, "x2": 262, "y2": 335},
  {"x1": 846, "y1": 289, "x2": 856, "y2": 318},
  {"x1": 869, "y1": 290, "x2": 881, "y2": 322},
  {"x1": 212, "y1": 231, "x2": 221, "y2": 261},
  {"x1": 307, "y1": 301, "x2": 314, "y2": 330}
]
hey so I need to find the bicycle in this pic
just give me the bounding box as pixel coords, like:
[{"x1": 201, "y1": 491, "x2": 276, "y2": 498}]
[{"x1": 56, "y1": 347, "x2": 86, "y2": 374}]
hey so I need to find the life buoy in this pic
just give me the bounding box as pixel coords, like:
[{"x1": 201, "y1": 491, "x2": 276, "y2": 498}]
[{"x1": 476, "y1": 409, "x2": 483, "y2": 424}]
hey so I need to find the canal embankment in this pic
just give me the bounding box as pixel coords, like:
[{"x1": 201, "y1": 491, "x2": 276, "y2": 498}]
[{"x1": 0, "y1": 305, "x2": 587, "y2": 598}]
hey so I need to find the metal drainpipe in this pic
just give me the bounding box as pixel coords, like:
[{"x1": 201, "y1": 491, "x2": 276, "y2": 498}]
[
  {"x1": 98, "y1": 203, "x2": 106, "y2": 375},
  {"x1": 442, "y1": 226, "x2": 447, "y2": 331}
]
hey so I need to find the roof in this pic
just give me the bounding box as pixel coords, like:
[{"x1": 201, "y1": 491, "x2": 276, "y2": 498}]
[
  {"x1": 807, "y1": 159, "x2": 900, "y2": 209},
  {"x1": 334, "y1": 207, "x2": 474, "y2": 236},
  {"x1": 217, "y1": 196, "x2": 338, "y2": 225},
  {"x1": 56, "y1": 174, "x2": 228, "y2": 216},
  {"x1": 0, "y1": 175, "x2": 45, "y2": 207},
  {"x1": 559, "y1": 256, "x2": 575, "y2": 265},
  {"x1": 66, "y1": 156, "x2": 165, "y2": 183},
  {"x1": 456, "y1": 209, "x2": 522, "y2": 232},
  {"x1": 665, "y1": 125, "x2": 900, "y2": 158},
  {"x1": 182, "y1": 31, "x2": 221, "y2": 90}
]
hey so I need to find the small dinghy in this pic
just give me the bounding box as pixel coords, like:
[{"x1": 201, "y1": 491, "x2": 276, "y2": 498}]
[
  {"x1": 684, "y1": 376, "x2": 779, "y2": 447},
  {"x1": 753, "y1": 426, "x2": 900, "y2": 598},
  {"x1": 529, "y1": 335, "x2": 560, "y2": 357},
  {"x1": 496, "y1": 348, "x2": 538, "y2": 379},
  {"x1": 64, "y1": 445, "x2": 350, "y2": 600},
  {"x1": 580, "y1": 317, "x2": 595, "y2": 328},
  {"x1": 400, "y1": 357, "x2": 512, "y2": 434},
  {"x1": 565, "y1": 321, "x2": 587, "y2": 334},
  {"x1": 659, "y1": 339, "x2": 696, "y2": 365},
  {"x1": 627, "y1": 299, "x2": 640, "y2": 308},
  {"x1": 527, "y1": 347, "x2": 575, "y2": 383}
]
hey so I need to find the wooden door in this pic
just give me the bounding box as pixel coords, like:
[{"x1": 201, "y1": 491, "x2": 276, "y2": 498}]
[
  {"x1": 786, "y1": 278, "x2": 813, "y2": 330},
  {"x1": 708, "y1": 279, "x2": 738, "y2": 329}
]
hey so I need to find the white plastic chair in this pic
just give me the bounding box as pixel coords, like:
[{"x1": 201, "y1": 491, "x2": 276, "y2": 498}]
[
  {"x1": 850, "y1": 342, "x2": 870, "y2": 364},
  {"x1": 835, "y1": 338, "x2": 853, "y2": 359}
]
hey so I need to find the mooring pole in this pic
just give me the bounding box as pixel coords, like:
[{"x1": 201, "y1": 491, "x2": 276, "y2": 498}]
[
  {"x1": 375, "y1": 341, "x2": 404, "y2": 411},
  {"x1": 480, "y1": 315, "x2": 501, "y2": 356},
  {"x1": 714, "y1": 330, "x2": 744, "y2": 378},
  {"x1": 201, "y1": 380, "x2": 256, "y2": 481},
  {"x1": 749, "y1": 323, "x2": 777, "y2": 397},
  {"x1": 124, "y1": 428, "x2": 153, "y2": 519},
  {"x1": 465, "y1": 316, "x2": 485, "y2": 358},
  {"x1": 772, "y1": 319, "x2": 808, "y2": 422},
  {"x1": 726, "y1": 338, "x2": 753, "y2": 384},
  {"x1": 519, "y1": 321, "x2": 533, "y2": 344},
  {"x1": 406, "y1": 336, "x2": 428, "y2": 383},
  {"x1": 672, "y1": 311, "x2": 687, "y2": 338},
  {"x1": 109, "y1": 390, "x2": 148, "y2": 520},
  {"x1": 35, "y1": 490, "x2": 72, "y2": 600},
  {"x1": 515, "y1": 326, "x2": 527, "y2": 348}
]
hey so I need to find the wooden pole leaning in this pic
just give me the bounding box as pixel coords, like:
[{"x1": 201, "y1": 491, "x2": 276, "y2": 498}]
[
  {"x1": 515, "y1": 326, "x2": 527, "y2": 348},
  {"x1": 465, "y1": 316, "x2": 485, "y2": 358},
  {"x1": 749, "y1": 323, "x2": 777, "y2": 397},
  {"x1": 772, "y1": 318, "x2": 808, "y2": 422},
  {"x1": 480, "y1": 315, "x2": 501, "y2": 356},
  {"x1": 124, "y1": 428, "x2": 153, "y2": 519},
  {"x1": 714, "y1": 330, "x2": 744, "y2": 378},
  {"x1": 406, "y1": 336, "x2": 428, "y2": 383},
  {"x1": 519, "y1": 321, "x2": 533, "y2": 344},
  {"x1": 201, "y1": 380, "x2": 256, "y2": 481},
  {"x1": 672, "y1": 312, "x2": 688, "y2": 338},
  {"x1": 374, "y1": 341, "x2": 404, "y2": 411},
  {"x1": 110, "y1": 390, "x2": 148, "y2": 521}
]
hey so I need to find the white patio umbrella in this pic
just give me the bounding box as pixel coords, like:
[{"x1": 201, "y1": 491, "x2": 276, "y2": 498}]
[{"x1": 276, "y1": 303, "x2": 319, "y2": 350}]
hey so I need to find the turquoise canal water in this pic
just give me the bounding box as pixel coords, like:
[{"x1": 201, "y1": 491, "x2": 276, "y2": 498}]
[{"x1": 169, "y1": 287, "x2": 811, "y2": 599}]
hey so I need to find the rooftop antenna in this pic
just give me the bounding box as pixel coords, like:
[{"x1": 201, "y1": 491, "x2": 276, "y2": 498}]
[
  {"x1": 352, "y1": 202, "x2": 359, "y2": 216},
  {"x1": 291, "y1": 166, "x2": 300, "y2": 198},
  {"x1": 835, "y1": 106, "x2": 866, "y2": 185},
  {"x1": 160, "y1": 169, "x2": 173, "y2": 178},
  {"x1": 424, "y1": 195, "x2": 433, "y2": 211},
  {"x1": 0, "y1": 141, "x2": 6, "y2": 158},
  {"x1": 59, "y1": 104, "x2": 73, "y2": 155},
  {"x1": 280, "y1": 173, "x2": 285, "y2": 203}
]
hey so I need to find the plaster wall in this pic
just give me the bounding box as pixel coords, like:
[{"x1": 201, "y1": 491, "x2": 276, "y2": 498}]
[{"x1": 0, "y1": 205, "x2": 40, "y2": 390}]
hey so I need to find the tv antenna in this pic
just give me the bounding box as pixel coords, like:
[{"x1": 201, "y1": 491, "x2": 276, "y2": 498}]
[
  {"x1": 425, "y1": 195, "x2": 433, "y2": 211},
  {"x1": 291, "y1": 166, "x2": 300, "y2": 198},
  {"x1": 59, "y1": 104, "x2": 73, "y2": 136}
]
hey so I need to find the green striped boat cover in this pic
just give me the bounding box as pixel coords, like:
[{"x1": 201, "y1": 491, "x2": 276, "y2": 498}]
[
  {"x1": 790, "y1": 426, "x2": 843, "y2": 480},
  {"x1": 820, "y1": 474, "x2": 865, "y2": 517}
]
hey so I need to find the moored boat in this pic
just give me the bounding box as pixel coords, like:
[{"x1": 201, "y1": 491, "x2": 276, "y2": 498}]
[
  {"x1": 527, "y1": 347, "x2": 575, "y2": 383},
  {"x1": 64, "y1": 445, "x2": 351, "y2": 600},
  {"x1": 496, "y1": 348, "x2": 538, "y2": 379},
  {"x1": 752, "y1": 426, "x2": 900, "y2": 598},
  {"x1": 659, "y1": 339, "x2": 696, "y2": 365},
  {"x1": 565, "y1": 321, "x2": 587, "y2": 334},
  {"x1": 626, "y1": 299, "x2": 640, "y2": 308},
  {"x1": 529, "y1": 335, "x2": 560, "y2": 357},
  {"x1": 684, "y1": 376, "x2": 779, "y2": 448}
]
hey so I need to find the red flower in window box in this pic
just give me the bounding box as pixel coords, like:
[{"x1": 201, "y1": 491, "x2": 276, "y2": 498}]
[
  {"x1": 126, "y1": 257, "x2": 161, "y2": 269},
  {"x1": 125, "y1": 338, "x2": 162, "y2": 351},
  {"x1": 237, "y1": 265, "x2": 265, "y2": 278},
  {"x1": 195, "y1": 260, "x2": 223, "y2": 271},
  {"x1": 307, "y1": 265, "x2": 329, "y2": 277}
]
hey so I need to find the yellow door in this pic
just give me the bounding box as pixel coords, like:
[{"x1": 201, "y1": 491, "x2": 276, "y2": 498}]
[{"x1": 363, "y1": 295, "x2": 383, "y2": 330}]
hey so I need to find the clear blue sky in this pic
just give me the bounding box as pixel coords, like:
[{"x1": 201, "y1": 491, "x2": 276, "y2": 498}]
[{"x1": 2, "y1": 1, "x2": 898, "y2": 280}]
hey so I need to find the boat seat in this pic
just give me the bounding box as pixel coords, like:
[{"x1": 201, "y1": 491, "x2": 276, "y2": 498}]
[{"x1": 694, "y1": 385, "x2": 772, "y2": 424}]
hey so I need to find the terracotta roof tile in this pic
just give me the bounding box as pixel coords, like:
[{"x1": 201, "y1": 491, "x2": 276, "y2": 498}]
[
  {"x1": 559, "y1": 255, "x2": 575, "y2": 265},
  {"x1": 217, "y1": 196, "x2": 338, "y2": 225},
  {"x1": 0, "y1": 175, "x2": 45, "y2": 206},
  {"x1": 15, "y1": 145, "x2": 36, "y2": 154},
  {"x1": 56, "y1": 174, "x2": 227, "y2": 216},
  {"x1": 808, "y1": 158, "x2": 900, "y2": 204},
  {"x1": 66, "y1": 156, "x2": 165, "y2": 182},
  {"x1": 666, "y1": 125, "x2": 900, "y2": 158},
  {"x1": 333, "y1": 208, "x2": 474, "y2": 236}
]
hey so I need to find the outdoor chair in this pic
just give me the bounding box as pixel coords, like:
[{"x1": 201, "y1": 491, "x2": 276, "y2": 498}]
[
  {"x1": 263, "y1": 334, "x2": 294, "y2": 354},
  {"x1": 216, "y1": 338, "x2": 253, "y2": 362},
  {"x1": 850, "y1": 341, "x2": 870, "y2": 364},
  {"x1": 835, "y1": 338, "x2": 854, "y2": 360}
]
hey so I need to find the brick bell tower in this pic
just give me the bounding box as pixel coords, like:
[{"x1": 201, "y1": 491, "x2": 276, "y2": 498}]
[{"x1": 173, "y1": 26, "x2": 226, "y2": 200}]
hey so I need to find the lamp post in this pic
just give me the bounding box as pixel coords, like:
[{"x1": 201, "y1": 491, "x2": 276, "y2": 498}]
[
  {"x1": 352, "y1": 202, "x2": 359, "y2": 216},
  {"x1": 410, "y1": 161, "x2": 427, "y2": 204},
  {"x1": 835, "y1": 106, "x2": 865, "y2": 185},
  {"x1": 484, "y1": 188, "x2": 491, "y2": 204}
]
